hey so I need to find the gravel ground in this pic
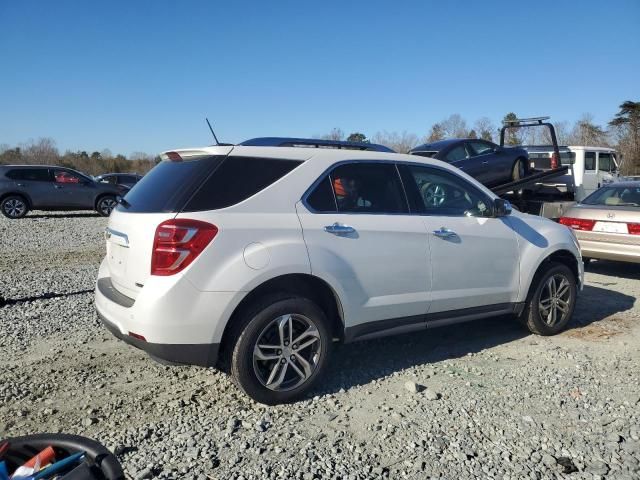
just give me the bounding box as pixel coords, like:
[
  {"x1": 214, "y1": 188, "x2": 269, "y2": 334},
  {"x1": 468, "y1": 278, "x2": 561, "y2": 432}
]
[{"x1": 1, "y1": 211, "x2": 639, "y2": 480}]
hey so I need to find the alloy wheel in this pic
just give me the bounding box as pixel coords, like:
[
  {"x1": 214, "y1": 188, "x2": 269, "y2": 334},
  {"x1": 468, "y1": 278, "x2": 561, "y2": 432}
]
[
  {"x1": 538, "y1": 274, "x2": 572, "y2": 327},
  {"x1": 99, "y1": 198, "x2": 117, "y2": 215},
  {"x1": 252, "y1": 314, "x2": 322, "y2": 391},
  {"x1": 4, "y1": 199, "x2": 26, "y2": 218},
  {"x1": 423, "y1": 184, "x2": 446, "y2": 207}
]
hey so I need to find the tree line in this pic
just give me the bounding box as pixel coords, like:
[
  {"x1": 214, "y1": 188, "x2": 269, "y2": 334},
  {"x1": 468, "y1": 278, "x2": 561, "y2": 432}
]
[
  {"x1": 321, "y1": 101, "x2": 640, "y2": 175},
  {"x1": 0, "y1": 139, "x2": 159, "y2": 176},
  {"x1": 1, "y1": 101, "x2": 638, "y2": 176}
]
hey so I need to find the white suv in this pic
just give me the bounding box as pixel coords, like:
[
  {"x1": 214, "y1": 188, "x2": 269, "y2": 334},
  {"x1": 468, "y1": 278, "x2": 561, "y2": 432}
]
[{"x1": 95, "y1": 138, "x2": 583, "y2": 404}]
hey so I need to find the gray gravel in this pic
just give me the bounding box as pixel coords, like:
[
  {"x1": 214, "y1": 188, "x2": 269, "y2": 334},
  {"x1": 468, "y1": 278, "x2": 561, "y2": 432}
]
[{"x1": 1, "y1": 211, "x2": 639, "y2": 479}]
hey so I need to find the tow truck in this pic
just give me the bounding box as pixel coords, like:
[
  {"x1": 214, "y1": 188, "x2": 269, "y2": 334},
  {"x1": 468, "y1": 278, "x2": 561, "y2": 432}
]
[{"x1": 489, "y1": 117, "x2": 576, "y2": 219}]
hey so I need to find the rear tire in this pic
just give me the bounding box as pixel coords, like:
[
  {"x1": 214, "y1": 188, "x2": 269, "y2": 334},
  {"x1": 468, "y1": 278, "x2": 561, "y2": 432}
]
[
  {"x1": 1, "y1": 195, "x2": 29, "y2": 219},
  {"x1": 511, "y1": 158, "x2": 526, "y2": 181},
  {"x1": 519, "y1": 262, "x2": 577, "y2": 336},
  {"x1": 96, "y1": 195, "x2": 117, "y2": 217},
  {"x1": 230, "y1": 296, "x2": 331, "y2": 404}
]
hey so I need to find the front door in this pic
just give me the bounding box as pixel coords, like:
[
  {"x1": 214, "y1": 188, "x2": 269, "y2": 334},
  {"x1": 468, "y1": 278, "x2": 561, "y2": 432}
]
[
  {"x1": 52, "y1": 169, "x2": 95, "y2": 208},
  {"x1": 296, "y1": 162, "x2": 432, "y2": 335},
  {"x1": 399, "y1": 164, "x2": 520, "y2": 314}
]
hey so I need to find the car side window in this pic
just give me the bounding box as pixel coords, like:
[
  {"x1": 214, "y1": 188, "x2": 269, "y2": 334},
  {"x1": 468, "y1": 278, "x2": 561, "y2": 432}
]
[
  {"x1": 326, "y1": 163, "x2": 408, "y2": 214},
  {"x1": 100, "y1": 176, "x2": 117, "y2": 184},
  {"x1": 598, "y1": 153, "x2": 612, "y2": 172},
  {"x1": 400, "y1": 164, "x2": 492, "y2": 217},
  {"x1": 6, "y1": 168, "x2": 50, "y2": 181},
  {"x1": 306, "y1": 176, "x2": 337, "y2": 212},
  {"x1": 585, "y1": 152, "x2": 596, "y2": 171},
  {"x1": 468, "y1": 141, "x2": 494, "y2": 156},
  {"x1": 53, "y1": 170, "x2": 81, "y2": 184},
  {"x1": 445, "y1": 145, "x2": 468, "y2": 162}
]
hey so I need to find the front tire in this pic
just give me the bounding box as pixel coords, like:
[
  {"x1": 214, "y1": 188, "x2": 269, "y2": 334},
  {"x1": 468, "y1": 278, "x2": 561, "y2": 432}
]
[
  {"x1": 96, "y1": 195, "x2": 117, "y2": 217},
  {"x1": 520, "y1": 262, "x2": 577, "y2": 336},
  {"x1": 1, "y1": 195, "x2": 29, "y2": 219},
  {"x1": 230, "y1": 296, "x2": 331, "y2": 404}
]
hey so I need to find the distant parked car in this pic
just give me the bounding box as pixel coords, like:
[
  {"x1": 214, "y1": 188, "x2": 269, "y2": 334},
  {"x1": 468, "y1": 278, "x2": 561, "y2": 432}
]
[
  {"x1": 560, "y1": 181, "x2": 640, "y2": 264},
  {"x1": 0, "y1": 165, "x2": 122, "y2": 219},
  {"x1": 95, "y1": 173, "x2": 142, "y2": 191},
  {"x1": 409, "y1": 139, "x2": 529, "y2": 187}
]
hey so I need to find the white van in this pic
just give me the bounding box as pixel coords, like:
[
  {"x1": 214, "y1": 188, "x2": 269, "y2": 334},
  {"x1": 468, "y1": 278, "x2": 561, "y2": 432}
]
[{"x1": 525, "y1": 146, "x2": 620, "y2": 201}]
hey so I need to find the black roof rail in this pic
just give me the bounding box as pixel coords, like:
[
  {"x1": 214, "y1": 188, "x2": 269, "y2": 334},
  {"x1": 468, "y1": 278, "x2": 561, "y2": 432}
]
[{"x1": 239, "y1": 137, "x2": 395, "y2": 153}]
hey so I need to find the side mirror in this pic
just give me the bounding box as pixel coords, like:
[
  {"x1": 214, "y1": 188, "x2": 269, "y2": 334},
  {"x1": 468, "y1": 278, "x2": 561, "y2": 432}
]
[{"x1": 494, "y1": 198, "x2": 512, "y2": 217}]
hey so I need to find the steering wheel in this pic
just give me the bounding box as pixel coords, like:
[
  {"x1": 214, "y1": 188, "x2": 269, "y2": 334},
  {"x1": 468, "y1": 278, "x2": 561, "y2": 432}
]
[{"x1": 421, "y1": 183, "x2": 446, "y2": 207}]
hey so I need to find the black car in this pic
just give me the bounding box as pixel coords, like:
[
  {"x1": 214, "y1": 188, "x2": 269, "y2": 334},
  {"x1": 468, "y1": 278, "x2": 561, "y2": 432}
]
[
  {"x1": 0, "y1": 165, "x2": 123, "y2": 219},
  {"x1": 95, "y1": 173, "x2": 142, "y2": 191},
  {"x1": 409, "y1": 139, "x2": 529, "y2": 187}
]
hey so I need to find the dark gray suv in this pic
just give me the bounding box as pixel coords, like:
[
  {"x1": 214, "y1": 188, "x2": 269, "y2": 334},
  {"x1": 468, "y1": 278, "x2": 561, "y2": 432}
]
[{"x1": 0, "y1": 165, "x2": 123, "y2": 219}]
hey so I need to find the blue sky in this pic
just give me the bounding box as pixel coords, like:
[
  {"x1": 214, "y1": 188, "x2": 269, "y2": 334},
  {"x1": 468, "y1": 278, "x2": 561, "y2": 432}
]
[{"x1": 1, "y1": 0, "x2": 638, "y2": 155}]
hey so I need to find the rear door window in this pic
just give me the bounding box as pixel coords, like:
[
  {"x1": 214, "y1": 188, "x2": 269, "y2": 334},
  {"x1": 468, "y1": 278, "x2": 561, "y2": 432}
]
[
  {"x1": 183, "y1": 157, "x2": 302, "y2": 211},
  {"x1": 327, "y1": 163, "x2": 408, "y2": 214},
  {"x1": 6, "y1": 168, "x2": 50, "y2": 181},
  {"x1": 306, "y1": 176, "x2": 337, "y2": 212}
]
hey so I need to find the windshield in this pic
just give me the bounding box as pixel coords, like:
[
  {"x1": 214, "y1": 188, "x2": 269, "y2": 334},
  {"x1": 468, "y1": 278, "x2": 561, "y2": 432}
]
[{"x1": 582, "y1": 185, "x2": 640, "y2": 207}]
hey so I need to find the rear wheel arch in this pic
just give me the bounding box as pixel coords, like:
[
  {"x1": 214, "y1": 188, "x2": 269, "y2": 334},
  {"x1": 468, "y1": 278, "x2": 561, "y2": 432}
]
[
  {"x1": 0, "y1": 192, "x2": 32, "y2": 209},
  {"x1": 217, "y1": 273, "x2": 344, "y2": 369}
]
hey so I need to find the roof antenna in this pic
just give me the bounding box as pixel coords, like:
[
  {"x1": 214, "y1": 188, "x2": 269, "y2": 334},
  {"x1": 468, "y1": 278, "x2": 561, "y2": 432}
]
[{"x1": 206, "y1": 117, "x2": 220, "y2": 146}]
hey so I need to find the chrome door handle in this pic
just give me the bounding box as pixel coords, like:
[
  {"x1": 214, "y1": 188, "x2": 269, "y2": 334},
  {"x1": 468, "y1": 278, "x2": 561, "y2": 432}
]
[
  {"x1": 54, "y1": 185, "x2": 63, "y2": 189},
  {"x1": 432, "y1": 227, "x2": 457, "y2": 238},
  {"x1": 324, "y1": 222, "x2": 355, "y2": 235},
  {"x1": 16, "y1": 183, "x2": 25, "y2": 187},
  {"x1": 482, "y1": 161, "x2": 489, "y2": 165}
]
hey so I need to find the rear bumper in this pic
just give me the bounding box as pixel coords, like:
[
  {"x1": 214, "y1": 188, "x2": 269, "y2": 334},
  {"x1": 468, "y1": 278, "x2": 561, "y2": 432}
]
[
  {"x1": 97, "y1": 309, "x2": 219, "y2": 367},
  {"x1": 579, "y1": 239, "x2": 640, "y2": 264},
  {"x1": 94, "y1": 258, "x2": 241, "y2": 367}
]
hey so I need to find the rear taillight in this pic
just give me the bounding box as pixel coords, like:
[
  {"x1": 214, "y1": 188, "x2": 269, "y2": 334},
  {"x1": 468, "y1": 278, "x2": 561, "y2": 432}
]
[
  {"x1": 550, "y1": 152, "x2": 559, "y2": 169},
  {"x1": 628, "y1": 223, "x2": 640, "y2": 235},
  {"x1": 559, "y1": 217, "x2": 595, "y2": 231},
  {"x1": 151, "y1": 219, "x2": 218, "y2": 276}
]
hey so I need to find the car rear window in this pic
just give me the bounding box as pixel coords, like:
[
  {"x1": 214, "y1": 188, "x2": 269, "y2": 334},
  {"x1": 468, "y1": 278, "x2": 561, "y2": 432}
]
[
  {"x1": 5, "y1": 168, "x2": 50, "y2": 181},
  {"x1": 118, "y1": 155, "x2": 302, "y2": 213},
  {"x1": 118, "y1": 156, "x2": 225, "y2": 213},
  {"x1": 582, "y1": 186, "x2": 640, "y2": 207},
  {"x1": 184, "y1": 157, "x2": 302, "y2": 211}
]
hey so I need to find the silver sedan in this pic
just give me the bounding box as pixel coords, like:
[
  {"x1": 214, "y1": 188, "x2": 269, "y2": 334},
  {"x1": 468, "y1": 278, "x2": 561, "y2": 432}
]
[{"x1": 560, "y1": 181, "x2": 640, "y2": 264}]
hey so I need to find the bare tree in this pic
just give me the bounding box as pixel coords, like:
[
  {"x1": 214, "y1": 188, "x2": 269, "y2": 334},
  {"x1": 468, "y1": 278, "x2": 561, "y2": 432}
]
[
  {"x1": 425, "y1": 123, "x2": 445, "y2": 142},
  {"x1": 320, "y1": 128, "x2": 345, "y2": 141},
  {"x1": 21, "y1": 137, "x2": 59, "y2": 165},
  {"x1": 567, "y1": 114, "x2": 609, "y2": 146},
  {"x1": 440, "y1": 114, "x2": 468, "y2": 138},
  {"x1": 371, "y1": 131, "x2": 420, "y2": 153},
  {"x1": 474, "y1": 117, "x2": 495, "y2": 142}
]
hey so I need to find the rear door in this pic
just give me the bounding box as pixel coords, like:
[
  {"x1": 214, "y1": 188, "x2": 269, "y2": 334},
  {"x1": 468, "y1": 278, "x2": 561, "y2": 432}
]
[
  {"x1": 296, "y1": 161, "x2": 432, "y2": 336},
  {"x1": 5, "y1": 168, "x2": 53, "y2": 207}
]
